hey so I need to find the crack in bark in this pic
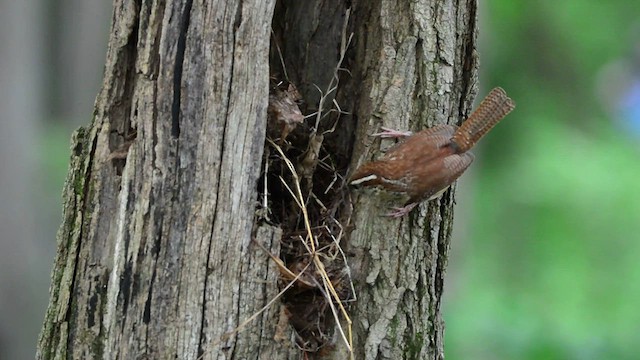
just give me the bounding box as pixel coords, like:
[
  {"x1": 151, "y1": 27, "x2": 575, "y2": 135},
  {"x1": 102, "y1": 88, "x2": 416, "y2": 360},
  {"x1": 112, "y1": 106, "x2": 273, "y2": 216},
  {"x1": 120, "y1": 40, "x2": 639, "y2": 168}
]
[
  {"x1": 143, "y1": 214, "x2": 163, "y2": 355},
  {"x1": 431, "y1": 189, "x2": 454, "y2": 356},
  {"x1": 67, "y1": 132, "x2": 99, "y2": 323},
  {"x1": 64, "y1": 130, "x2": 98, "y2": 354},
  {"x1": 103, "y1": 158, "x2": 134, "y2": 358},
  {"x1": 108, "y1": 0, "x2": 140, "y2": 174},
  {"x1": 457, "y1": 0, "x2": 478, "y2": 119},
  {"x1": 171, "y1": 0, "x2": 194, "y2": 138}
]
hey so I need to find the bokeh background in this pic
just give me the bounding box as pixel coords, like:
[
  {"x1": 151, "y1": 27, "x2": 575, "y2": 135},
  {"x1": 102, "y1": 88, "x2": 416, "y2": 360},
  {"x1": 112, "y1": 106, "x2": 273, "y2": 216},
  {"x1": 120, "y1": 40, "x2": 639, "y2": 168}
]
[
  {"x1": 1, "y1": 1, "x2": 638, "y2": 359},
  {"x1": 445, "y1": 2, "x2": 640, "y2": 360},
  {"x1": 0, "y1": 1, "x2": 111, "y2": 358}
]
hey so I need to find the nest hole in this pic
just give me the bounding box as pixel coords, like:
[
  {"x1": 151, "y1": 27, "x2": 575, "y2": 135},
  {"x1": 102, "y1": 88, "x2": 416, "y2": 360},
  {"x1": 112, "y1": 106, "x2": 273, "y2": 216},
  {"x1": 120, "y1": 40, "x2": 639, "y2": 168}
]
[{"x1": 256, "y1": 7, "x2": 357, "y2": 351}]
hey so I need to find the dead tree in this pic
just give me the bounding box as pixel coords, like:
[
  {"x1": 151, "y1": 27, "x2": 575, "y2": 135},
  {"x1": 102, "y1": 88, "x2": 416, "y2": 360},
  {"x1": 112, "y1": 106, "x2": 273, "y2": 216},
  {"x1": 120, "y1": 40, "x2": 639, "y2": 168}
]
[{"x1": 37, "y1": 0, "x2": 478, "y2": 359}]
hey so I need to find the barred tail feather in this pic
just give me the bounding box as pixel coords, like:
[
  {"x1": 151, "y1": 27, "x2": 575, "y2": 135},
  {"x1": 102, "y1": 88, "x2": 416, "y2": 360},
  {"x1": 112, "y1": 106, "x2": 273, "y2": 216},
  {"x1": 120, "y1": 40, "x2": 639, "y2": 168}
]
[{"x1": 452, "y1": 87, "x2": 515, "y2": 153}]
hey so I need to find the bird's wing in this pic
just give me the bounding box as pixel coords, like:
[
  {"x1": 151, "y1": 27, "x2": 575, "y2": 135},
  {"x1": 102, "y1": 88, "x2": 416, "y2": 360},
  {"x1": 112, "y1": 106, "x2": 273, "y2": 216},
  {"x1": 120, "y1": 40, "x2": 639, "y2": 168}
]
[{"x1": 382, "y1": 124, "x2": 456, "y2": 162}]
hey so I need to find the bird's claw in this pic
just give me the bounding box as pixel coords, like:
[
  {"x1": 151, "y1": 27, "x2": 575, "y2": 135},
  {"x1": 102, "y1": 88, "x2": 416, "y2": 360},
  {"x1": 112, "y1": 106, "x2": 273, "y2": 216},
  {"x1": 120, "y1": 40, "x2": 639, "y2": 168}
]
[
  {"x1": 385, "y1": 203, "x2": 418, "y2": 218},
  {"x1": 372, "y1": 127, "x2": 413, "y2": 138}
]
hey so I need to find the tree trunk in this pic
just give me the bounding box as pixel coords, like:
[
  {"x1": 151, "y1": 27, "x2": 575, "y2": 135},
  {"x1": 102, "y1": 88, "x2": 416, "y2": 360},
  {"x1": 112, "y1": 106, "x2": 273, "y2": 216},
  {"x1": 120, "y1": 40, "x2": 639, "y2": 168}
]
[{"x1": 37, "y1": 0, "x2": 478, "y2": 359}]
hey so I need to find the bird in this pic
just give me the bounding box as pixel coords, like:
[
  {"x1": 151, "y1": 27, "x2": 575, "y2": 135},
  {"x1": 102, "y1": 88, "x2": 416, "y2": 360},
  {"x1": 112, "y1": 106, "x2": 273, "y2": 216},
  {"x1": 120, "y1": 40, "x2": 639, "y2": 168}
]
[{"x1": 349, "y1": 87, "x2": 515, "y2": 217}]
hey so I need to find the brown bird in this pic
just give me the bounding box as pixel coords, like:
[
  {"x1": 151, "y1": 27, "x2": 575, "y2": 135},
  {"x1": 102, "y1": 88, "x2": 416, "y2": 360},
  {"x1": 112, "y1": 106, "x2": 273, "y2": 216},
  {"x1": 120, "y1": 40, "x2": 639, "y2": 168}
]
[{"x1": 349, "y1": 87, "x2": 515, "y2": 217}]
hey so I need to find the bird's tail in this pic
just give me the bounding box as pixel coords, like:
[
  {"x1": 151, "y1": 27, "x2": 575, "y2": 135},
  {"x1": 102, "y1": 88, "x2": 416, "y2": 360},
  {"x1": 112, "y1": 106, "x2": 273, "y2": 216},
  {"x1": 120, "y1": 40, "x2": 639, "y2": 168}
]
[{"x1": 451, "y1": 87, "x2": 515, "y2": 153}]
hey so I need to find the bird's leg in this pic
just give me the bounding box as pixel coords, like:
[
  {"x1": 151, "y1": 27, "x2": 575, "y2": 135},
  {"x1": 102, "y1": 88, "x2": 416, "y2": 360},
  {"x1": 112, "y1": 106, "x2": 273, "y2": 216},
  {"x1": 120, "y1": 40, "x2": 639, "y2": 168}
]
[
  {"x1": 371, "y1": 127, "x2": 413, "y2": 138},
  {"x1": 385, "y1": 202, "x2": 418, "y2": 217}
]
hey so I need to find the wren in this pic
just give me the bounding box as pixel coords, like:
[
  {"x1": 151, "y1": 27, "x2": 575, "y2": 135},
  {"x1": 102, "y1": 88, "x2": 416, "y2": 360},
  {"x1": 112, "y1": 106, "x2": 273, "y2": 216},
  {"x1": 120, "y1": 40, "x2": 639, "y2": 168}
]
[{"x1": 349, "y1": 87, "x2": 515, "y2": 217}]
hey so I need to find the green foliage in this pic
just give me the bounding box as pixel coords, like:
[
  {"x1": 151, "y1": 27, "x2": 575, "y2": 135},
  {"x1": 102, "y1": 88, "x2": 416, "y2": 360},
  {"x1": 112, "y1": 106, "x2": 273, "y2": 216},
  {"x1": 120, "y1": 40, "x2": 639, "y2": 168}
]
[{"x1": 445, "y1": 1, "x2": 640, "y2": 359}]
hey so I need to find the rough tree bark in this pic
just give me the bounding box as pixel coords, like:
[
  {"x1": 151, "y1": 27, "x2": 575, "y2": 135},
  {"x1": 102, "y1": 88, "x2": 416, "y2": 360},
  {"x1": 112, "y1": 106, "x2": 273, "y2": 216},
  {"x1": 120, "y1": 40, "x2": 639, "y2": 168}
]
[{"x1": 37, "y1": 0, "x2": 478, "y2": 359}]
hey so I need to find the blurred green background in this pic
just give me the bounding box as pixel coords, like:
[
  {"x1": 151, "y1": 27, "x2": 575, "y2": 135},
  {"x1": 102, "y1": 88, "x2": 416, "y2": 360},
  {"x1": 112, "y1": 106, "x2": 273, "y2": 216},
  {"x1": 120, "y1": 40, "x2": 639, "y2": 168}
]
[
  {"x1": 444, "y1": 2, "x2": 640, "y2": 360},
  {"x1": 1, "y1": 1, "x2": 638, "y2": 359}
]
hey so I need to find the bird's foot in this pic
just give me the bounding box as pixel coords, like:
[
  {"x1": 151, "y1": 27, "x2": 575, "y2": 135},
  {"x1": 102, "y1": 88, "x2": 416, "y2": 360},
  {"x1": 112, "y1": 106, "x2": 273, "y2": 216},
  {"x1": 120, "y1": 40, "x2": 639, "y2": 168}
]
[
  {"x1": 372, "y1": 127, "x2": 413, "y2": 138},
  {"x1": 385, "y1": 203, "x2": 418, "y2": 218}
]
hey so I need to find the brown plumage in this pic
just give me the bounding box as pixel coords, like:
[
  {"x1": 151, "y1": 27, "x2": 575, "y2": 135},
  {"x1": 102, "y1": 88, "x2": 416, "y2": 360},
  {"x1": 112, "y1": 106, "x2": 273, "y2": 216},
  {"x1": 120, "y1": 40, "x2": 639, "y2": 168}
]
[{"x1": 350, "y1": 87, "x2": 515, "y2": 217}]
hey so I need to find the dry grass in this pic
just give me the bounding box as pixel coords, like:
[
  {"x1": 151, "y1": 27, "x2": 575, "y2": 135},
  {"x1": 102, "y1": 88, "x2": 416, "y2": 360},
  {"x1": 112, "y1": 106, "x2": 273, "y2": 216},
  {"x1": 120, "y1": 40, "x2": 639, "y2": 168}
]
[{"x1": 203, "y1": 8, "x2": 356, "y2": 359}]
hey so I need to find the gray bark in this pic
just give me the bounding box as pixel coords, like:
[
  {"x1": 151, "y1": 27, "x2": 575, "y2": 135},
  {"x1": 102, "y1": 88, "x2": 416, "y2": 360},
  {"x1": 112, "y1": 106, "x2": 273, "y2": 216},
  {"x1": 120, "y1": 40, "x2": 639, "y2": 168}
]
[
  {"x1": 345, "y1": 2, "x2": 478, "y2": 359},
  {"x1": 37, "y1": 0, "x2": 478, "y2": 359}
]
